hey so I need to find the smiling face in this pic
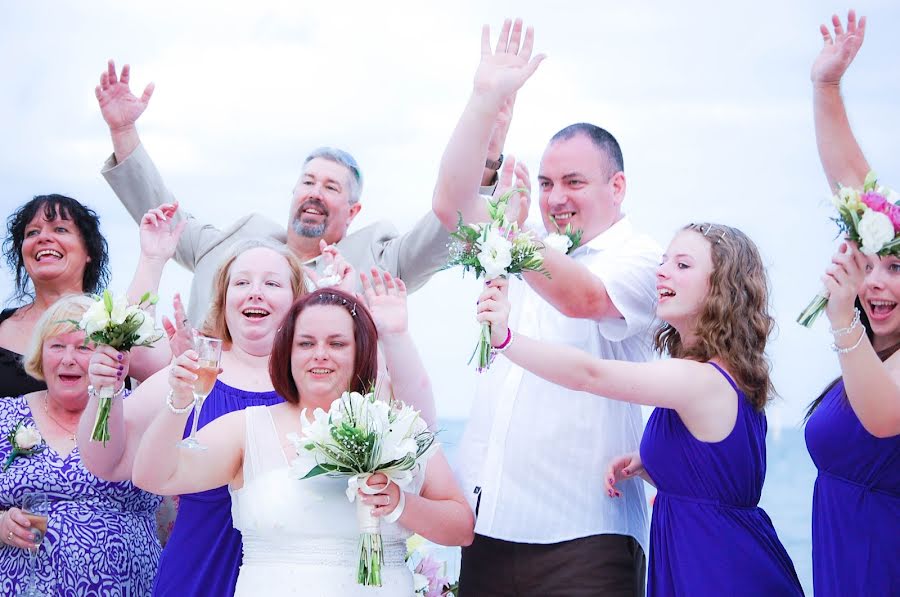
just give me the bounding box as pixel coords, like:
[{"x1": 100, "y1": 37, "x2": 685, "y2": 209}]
[
  {"x1": 290, "y1": 304, "x2": 356, "y2": 406},
  {"x1": 223, "y1": 247, "x2": 297, "y2": 354},
  {"x1": 656, "y1": 230, "x2": 714, "y2": 335},
  {"x1": 21, "y1": 209, "x2": 90, "y2": 290},
  {"x1": 288, "y1": 158, "x2": 361, "y2": 246},
  {"x1": 537, "y1": 134, "x2": 625, "y2": 243},
  {"x1": 860, "y1": 254, "x2": 900, "y2": 351},
  {"x1": 42, "y1": 330, "x2": 92, "y2": 408}
]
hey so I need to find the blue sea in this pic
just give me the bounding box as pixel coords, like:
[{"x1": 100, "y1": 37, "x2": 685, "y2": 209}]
[{"x1": 436, "y1": 419, "x2": 816, "y2": 595}]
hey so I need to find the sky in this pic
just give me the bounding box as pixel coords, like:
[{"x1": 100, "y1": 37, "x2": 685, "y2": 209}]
[{"x1": 2, "y1": 0, "x2": 899, "y2": 425}]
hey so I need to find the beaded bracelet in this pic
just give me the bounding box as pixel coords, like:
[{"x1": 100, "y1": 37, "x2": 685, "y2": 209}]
[
  {"x1": 492, "y1": 328, "x2": 514, "y2": 353},
  {"x1": 829, "y1": 308, "x2": 861, "y2": 337},
  {"x1": 830, "y1": 327, "x2": 866, "y2": 354},
  {"x1": 166, "y1": 390, "x2": 195, "y2": 414},
  {"x1": 87, "y1": 383, "x2": 126, "y2": 399}
]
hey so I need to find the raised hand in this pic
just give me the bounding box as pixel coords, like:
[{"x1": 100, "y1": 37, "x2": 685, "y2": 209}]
[
  {"x1": 811, "y1": 10, "x2": 867, "y2": 87},
  {"x1": 95, "y1": 60, "x2": 155, "y2": 132},
  {"x1": 88, "y1": 345, "x2": 131, "y2": 393},
  {"x1": 822, "y1": 241, "x2": 869, "y2": 329},
  {"x1": 360, "y1": 269, "x2": 408, "y2": 337},
  {"x1": 493, "y1": 154, "x2": 532, "y2": 227},
  {"x1": 605, "y1": 452, "x2": 645, "y2": 498},
  {"x1": 161, "y1": 293, "x2": 195, "y2": 359},
  {"x1": 474, "y1": 18, "x2": 545, "y2": 104},
  {"x1": 476, "y1": 277, "x2": 511, "y2": 347},
  {"x1": 139, "y1": 203, "x2": 187, "y2": 263}
]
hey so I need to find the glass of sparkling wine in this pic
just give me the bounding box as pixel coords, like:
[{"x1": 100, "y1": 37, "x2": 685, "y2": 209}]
[
  {"x1": 17, "y1": 492, "x2": 50, "y2": 597},
  {"x1": 179, "y1": 336, "x2": 223, "y2": 451}
]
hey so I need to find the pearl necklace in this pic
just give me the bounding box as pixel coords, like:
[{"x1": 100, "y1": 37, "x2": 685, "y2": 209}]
[{"x1": 42, "y1": 393, "x2": 77, "y2": 443}]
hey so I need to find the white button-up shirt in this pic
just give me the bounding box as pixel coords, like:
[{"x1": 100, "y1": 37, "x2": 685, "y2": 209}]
[{"x1": 458, "y1": 216, "x2": 661, "y2": 557}]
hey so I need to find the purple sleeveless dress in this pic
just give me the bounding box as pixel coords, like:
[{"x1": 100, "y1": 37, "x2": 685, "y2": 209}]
[
  {"x1": 805, "y1": 380, "x2": 900, "y2": 596},
  {"x1": 640, "y1": 363, "x2": 803, "y2": 596},
  {"x1": 152, "y1": 380, "x2": 283, "y2": 597}
]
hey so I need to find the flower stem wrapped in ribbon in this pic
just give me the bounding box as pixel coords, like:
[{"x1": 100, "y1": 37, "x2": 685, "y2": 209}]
[
  {"x1": 73, "y1": 290, "x2": 163, "y2": 443},
  {"x1": 288, "y1": 390, "x2": 437, "y2": 587},
  {"x1": 445, "y1": 189, "x2": 548, "y2": 371},
  {"x1": 798, "y1": 171, "x2": 900, "y2": 327},
  {"x1": 3, "y1": 420, "x2": 45, "y2": 471}
]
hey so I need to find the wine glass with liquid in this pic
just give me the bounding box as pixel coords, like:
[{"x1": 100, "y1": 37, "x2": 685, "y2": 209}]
[
  {"x1": 178, "y1": 336, "x2": 223, "y2": 451},
  {"x1": 17, "y1": 492, "x2": 50, "y2": 597}
]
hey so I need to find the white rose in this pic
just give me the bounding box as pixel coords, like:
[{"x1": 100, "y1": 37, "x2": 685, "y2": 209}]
[
  {"x1": 412, "y1": 573, "x2": 429, "y2": 594},
  {"x1": 14, "y1": 425, "x2": 42, "y2": 450},
  {"x1": 857, "y1": 210, "x2": 895, "y2": 255},
  {"x1": 477, "y1": 229, "x2": 513, "y2": 279},
  {"x1": 134, "y1": 311, "x2": 159, "y2": 345},
  {"x1": 877, "y1": 185, "x2": 900, "y2": 206},
  {"x1": 79, "y1": 299, "x2": 110, "y2": 336},
  {"x1": 110, "y1": 295, "x2": 131, "y2": 325},
  {"x1": 543, "y1": 233, "x2": 573, "y2": 254}
]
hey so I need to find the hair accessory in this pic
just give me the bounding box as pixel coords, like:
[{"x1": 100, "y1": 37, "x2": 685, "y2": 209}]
[
  {"x1": 166, "y1": 390, "x2": 195, "y2": 415},
  {"x1": 688, "y1": 223, "x2": 727, "y2": 245},
  {"x1": 828, "y1": 308, "x2": 861, "y2": 337}
]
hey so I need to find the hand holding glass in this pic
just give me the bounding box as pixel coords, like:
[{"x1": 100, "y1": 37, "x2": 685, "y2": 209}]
[
  {"x1": 179, "y1": 336, "x2": 223, "y2": 450},
  {"x1": 17, "y1": 492, "x2": 50, "y2": 597}
]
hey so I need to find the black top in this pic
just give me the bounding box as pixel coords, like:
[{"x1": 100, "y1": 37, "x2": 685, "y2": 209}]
[{"x1": 0, "y1": 307, "x2": 46, "y2": 397}]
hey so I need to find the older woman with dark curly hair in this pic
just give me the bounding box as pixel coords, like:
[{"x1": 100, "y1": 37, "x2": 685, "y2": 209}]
[
  {"x1": 477, "y1": 223, "x2": 803, "y2": 597},
  {"x1": 1, "y1": 195, "x2": 180, "y2": 397}
]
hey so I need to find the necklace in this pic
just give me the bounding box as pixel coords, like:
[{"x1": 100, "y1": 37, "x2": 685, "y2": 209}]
[{"x1": 42, "y1": 393, "x2": 77, "y2": 443}]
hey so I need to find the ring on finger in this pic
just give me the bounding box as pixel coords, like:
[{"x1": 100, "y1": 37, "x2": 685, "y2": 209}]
[{"x1": 6, "y1": 530, "x2": 13, "y2": 543}]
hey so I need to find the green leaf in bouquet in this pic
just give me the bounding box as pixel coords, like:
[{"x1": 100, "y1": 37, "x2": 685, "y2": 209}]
[
  {"x1": 864, "y1": 170, "x2": 878, "y2": 192},
  {"x1": 103, "y1": 289, "x2": 113, "y2": 314}
]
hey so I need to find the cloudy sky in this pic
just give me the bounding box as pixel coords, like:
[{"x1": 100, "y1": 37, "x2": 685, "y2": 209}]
[{"x1": 2, "y1": 0, "x2": 898, "y2": 425}]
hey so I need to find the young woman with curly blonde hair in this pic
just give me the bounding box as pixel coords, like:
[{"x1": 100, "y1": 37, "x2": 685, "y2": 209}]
[{"x1": 477, "y1": 222, "x2": 803, "y2": 596}]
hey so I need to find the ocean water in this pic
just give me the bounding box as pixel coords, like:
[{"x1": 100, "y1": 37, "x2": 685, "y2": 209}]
[{"x1": 436, "y1": 419, "x2": 816, "y2": 595}]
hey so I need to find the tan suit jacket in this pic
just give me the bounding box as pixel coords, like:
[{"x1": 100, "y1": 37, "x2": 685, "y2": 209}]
[{"x1": 102, "y1": 144, "x2": 451, "y2": 325}]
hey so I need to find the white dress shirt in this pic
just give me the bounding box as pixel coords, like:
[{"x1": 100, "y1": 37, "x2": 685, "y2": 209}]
[{"x1": 458, "y1": 216, "x2": 661, "y2": 557}]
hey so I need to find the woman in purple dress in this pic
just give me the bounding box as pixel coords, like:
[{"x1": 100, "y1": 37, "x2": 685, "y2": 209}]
[
  {"x1": 478, "y1": 223, "x2": 802, "y2": 596},
  {"x1": 0, "y1": 295, "x2": 161, "y2": 596},
  {"x1": 805, "y1": 11, "x2": 900, "y2": 595},
  {"x1": 79, "y1": 239, "x2": 309, "y2": 596}
]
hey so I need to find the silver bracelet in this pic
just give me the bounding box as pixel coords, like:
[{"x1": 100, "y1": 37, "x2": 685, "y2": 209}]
[
  {"x1": 830, "y1": 328, "x2": 866, "y2": 354},
  {"x1": 166, "y1": 390, "x2": 195, "y2": 414},
  {"x1": 87, "y1": 383, "x2": 126, "y2": 399},
  {"x1": 829, "y1": 308, "x2": 861, "y2": 337}
]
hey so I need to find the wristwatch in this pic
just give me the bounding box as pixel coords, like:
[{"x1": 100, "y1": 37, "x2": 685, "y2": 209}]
[{"x1": 485, "y1": 154, "x2": 504, "y2": 171}]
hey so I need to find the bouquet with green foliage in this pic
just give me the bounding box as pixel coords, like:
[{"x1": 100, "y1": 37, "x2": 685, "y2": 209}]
[
  {"x1": 75, "y1": 290, "x2": 163, "y2": 443},
  {"x1": 289, "y1": 390, "x2": 437, "y2": 587},
  {"x1": 446, "y1": 189, "x2": 547, "y2": 370}
]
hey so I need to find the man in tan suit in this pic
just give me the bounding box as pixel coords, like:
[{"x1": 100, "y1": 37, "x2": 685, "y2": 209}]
[{"x1": 95, "y1": 60, "x2": 509, "y2": 324}]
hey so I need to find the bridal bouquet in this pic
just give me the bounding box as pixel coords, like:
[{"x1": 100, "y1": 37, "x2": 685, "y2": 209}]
[
  {"x1": 446, "y1": 189, "x2": 547, "y2": 371},
  {"x1": 290, "y1": 391, "x2": 437, "y2": 587},
  {"x1": 798, "y1": 172, "x2": 900, "y2": 327},
  {"x1": 74, "y1": 290, "x2": 163, "y2": 443}
]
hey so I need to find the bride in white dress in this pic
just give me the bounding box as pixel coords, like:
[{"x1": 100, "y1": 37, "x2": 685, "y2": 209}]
[{"x1": 133, "y1": 272, "x2": 475, "y2": 596}]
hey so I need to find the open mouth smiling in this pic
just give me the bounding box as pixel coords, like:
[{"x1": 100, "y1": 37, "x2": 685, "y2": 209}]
[{"x1": 35, "y1": 249, "x2": 63, "y2": 261}]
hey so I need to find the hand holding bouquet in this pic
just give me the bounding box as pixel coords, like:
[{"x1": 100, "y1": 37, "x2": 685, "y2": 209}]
[
  {"x1": 445, "y1": 189, "x2": 547, "y2": 370},
  {"x1": 75, "y1": 290, "x2": 163, "y2": 442},
  {"x1": 289, "y1": 390, "x2": 436, "y2": 587},
  {"x1": 798, "y1": 172, "x2": 900, "y2": 327}
]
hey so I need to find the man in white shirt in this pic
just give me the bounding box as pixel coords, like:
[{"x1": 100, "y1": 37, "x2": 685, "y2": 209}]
[{"x1": 432, "y1": 20, "x2": 660, "y2": 596}]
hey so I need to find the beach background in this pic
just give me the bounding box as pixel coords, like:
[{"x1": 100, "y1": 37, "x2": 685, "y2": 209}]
[{"x1": 2, "y1": 2, "x2": 897, "y2": 594}]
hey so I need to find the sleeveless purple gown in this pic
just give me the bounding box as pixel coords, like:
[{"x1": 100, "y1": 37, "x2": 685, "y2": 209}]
[
  {"x1": 805, "y1": 380, "x2": 900, "y2": 596},
  {"x1": 152, "y1": 380, "x2": 283, "y2": 597},
  {"x1": 640, "y1": 363, "x2": 803, "y2": 596}
]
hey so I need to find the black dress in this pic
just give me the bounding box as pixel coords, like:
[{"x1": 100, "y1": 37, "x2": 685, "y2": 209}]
[{"x1": 0, "y1": 307, "x2": 46, "y2": 397}]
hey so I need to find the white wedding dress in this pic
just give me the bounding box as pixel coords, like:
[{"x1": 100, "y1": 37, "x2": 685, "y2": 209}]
[{"x1": 231, "y1": 406, "x2": 422, "y2": 596}]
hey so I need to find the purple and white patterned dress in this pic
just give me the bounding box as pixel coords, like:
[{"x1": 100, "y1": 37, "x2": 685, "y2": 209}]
[{"x1": 0, "y1": 395, "x2": 162, "y2": 596}]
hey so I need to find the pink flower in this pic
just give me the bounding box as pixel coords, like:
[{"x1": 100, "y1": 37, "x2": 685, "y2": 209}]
[
  {"x1": 415, "y1": 555, "x2": 450, "y2": 597},
  {"x1": 889, "y1": 204, "x2": 900, "y2": 233},
  {"x1": 861, "y1": 191, "x2": 889, "y2": 213}
]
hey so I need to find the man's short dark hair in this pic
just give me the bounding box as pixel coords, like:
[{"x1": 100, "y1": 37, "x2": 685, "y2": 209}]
[{"x1": 550, "y1": 123, "x2": 624, "y2": 175}]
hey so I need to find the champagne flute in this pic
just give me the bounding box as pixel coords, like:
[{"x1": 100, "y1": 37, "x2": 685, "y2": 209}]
[
  {"x1": 17, "y1": 492, "x2": 50, "y2": 597},
  {"x1": 178, "y1": 336, "x2": 223, "y2": 451}
]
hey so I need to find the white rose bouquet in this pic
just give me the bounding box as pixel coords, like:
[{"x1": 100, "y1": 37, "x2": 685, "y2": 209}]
[
  {"x1": 3, "y1": 420, "x2": 45, "y2": 471},
  {"x1": 445, "y1": 189, "x2": 547, "y2": 370},
  {"x1": 288, "y1": 391, "x2": 437, "y2": 587},
  {"x1": 74, "y1": 290, "x2": 163, "y2": 443},
  {"x1": 798, "y1": 172, "x2": 900, "y2": 327}
]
